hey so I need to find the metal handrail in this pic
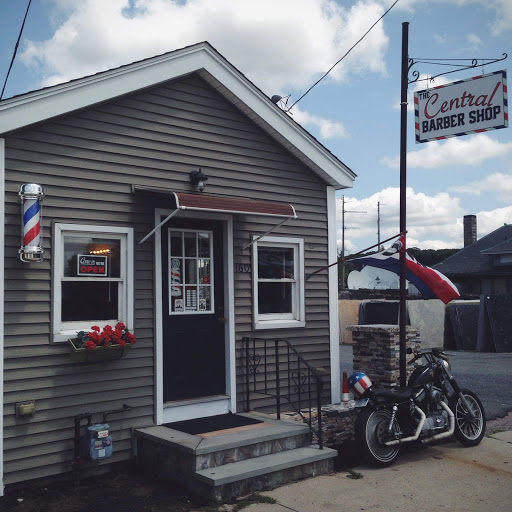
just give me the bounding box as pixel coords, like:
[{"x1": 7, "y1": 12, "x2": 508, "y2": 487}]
[{"x1": 243, "y1": 337, "x2": 325, "y2": 449}]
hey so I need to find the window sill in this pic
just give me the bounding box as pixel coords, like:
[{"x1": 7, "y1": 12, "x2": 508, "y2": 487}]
[{"x1": 253, "y1": 319, "x2": 306, "y2": 330}]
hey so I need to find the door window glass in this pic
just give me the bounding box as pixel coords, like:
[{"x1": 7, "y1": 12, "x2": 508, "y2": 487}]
[{"x1": 169, "y1": 229, "x2": 214, "y2": 314}]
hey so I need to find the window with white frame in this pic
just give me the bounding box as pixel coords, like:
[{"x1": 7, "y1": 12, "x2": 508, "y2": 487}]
[
  {"x1": 252, "y1": 236, "x2": 305, "y2": 330},
  {"x1": 52, "y1": 224, "x2": 134, "y2": 342}
]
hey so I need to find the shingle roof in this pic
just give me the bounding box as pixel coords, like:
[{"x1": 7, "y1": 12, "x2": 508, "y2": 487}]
[
  {"x1": 433, "y1": 224, "x2": 512, "y2": 275},
  {"x1": 481, "y1": 237, "x2": 512, "y2": 255}
]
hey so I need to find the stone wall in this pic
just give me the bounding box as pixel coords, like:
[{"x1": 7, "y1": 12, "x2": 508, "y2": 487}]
[{"x1": 349, "y1": 324, "x2": 421, "y2": 388}]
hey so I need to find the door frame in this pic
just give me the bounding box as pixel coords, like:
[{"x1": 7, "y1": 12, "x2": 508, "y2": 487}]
[{"x1": 154, "y1": 208, "x2": 236, "y2": 424}]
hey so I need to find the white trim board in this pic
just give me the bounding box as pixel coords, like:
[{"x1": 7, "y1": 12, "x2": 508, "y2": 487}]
[
  {"x1": 154, "y1": 209, "x2": 236, "y2": 425},
  {"x1": 327, "y1": 187, "x2": 340, "y2": 403},
  {"x1": 0, "y1": 43, "x2": 355, "y2": 190},
  {"x1": 0, "y1": 139, "x2": 5, "y2": 495}
]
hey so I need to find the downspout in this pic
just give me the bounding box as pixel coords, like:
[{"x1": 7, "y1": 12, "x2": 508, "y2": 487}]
[{"x1": 0, "y1": 139, "x2": 5, "y2": 495}]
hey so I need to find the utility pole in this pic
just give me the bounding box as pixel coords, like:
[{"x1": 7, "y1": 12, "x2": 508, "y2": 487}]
[
  {"x1": 340, "y1": 195, "x2": 366, "y2": 289},
  {"x1": 377, "y1": 201, "x2": 386, "y2": 251}
]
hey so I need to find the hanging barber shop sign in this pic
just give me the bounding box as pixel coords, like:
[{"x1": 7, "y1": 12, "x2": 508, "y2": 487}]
[{"x1": 415, "y1": 70, "x2": 508, "y2": 143}]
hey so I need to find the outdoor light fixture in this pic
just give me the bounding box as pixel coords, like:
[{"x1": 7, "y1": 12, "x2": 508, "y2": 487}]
[
  {"x1": 190, "y1": 169, "x2": 208, "y2": 193},
  {"x1": 19, "y1": 183, "x2": 45, "y2": 263}
]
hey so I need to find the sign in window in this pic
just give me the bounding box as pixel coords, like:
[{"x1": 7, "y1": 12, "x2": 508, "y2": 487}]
[{"x1": 168, "y1": 229, "x2": 214, "y2": 314}]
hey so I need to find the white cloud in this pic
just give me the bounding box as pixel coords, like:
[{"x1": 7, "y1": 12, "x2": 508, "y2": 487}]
[
  {"x1": 338, "y1": 186, "x2": 512, "y2": 253},
  {"x1": 395, "y1": 1, "x2": 512, "y2": 35},
  {"x1": 476, "y1": 205, "x2": 512, "y2": 235},
  {"x1": 337, "y1": 187, "x2": 465, "y2": 252},
  {"x1": 433, "y1": 34, "x2": 448, "y2": 44},
  {"x1": 382, "y1": 134, "x2": 512, "y2": 169},
  {"x1": 394, "y1": 73, "x2": 452, "y2": 112},
  {"x1": 467, "y1": 33, "x2": 483, "y2": 48},
  {"x1": 20, "y1": 0, "x2": 390, "y2": 95},
  {"x1": 291, "y1": 106, "x2": 349, "y2": 140},
  {"x1": 450, "y1": 172, "x2": 512, "y2": 203}
]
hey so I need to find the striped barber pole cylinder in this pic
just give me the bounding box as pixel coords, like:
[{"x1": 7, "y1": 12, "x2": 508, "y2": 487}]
[{"x1": 19, "y1": 183, "x2": 45, "y2": 263}]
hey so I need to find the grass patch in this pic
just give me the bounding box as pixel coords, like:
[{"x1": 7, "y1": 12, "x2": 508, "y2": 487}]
[
  {"x1": 346, "y1": 469, "x2": 363, "y2": 480},
  {"x1": 232, "y1": 494, "x2": 278, "y2": 511}
]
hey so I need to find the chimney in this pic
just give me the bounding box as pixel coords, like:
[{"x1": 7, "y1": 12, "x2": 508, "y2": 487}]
[{"x1": 463, "y1": 215, "x2": 477, "y2": 247}]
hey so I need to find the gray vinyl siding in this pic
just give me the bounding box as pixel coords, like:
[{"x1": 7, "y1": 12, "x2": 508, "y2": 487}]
[{"x1": 3, "y1": 73, "x2": 331, "y2": 484}]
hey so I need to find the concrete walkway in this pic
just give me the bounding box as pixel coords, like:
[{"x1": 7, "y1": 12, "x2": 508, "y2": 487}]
[{"x1": 241, "y1": 431, "x2": 512, "y2": 512}]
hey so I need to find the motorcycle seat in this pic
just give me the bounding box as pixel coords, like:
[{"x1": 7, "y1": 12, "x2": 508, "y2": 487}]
[{"x1": 372, "y1": 387, "x2": 414, "y2": 401}]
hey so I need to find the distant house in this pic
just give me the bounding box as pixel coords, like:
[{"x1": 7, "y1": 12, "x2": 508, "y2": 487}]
[{"x1": 434, "y1": 219, "x2": 512, "y2": 295}]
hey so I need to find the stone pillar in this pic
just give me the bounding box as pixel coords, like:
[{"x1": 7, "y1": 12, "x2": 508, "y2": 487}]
[{"x1": 348, "y1": 324, "x2": 421, "y2": 389}]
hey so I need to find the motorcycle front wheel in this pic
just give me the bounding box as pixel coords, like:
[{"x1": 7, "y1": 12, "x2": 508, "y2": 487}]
[
  {"x1": 355, "y1": 408, "x2": 400, "y2": 467},
  {"x1": 449, "y1": 388, "x2": 486, "y2": 447}
]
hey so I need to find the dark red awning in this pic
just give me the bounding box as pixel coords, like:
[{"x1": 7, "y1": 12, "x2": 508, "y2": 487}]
[
  {"x1": 172, "y1": 192, "x2": 296, "y2": 218},
  {"x1": 133, "y1": 186, "x2": 297, "y2": 218}
]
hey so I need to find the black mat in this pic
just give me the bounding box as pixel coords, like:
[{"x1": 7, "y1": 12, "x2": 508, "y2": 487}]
[
  {"x1": 477, "y1": 296, "x2": 494, "y2": 352},
  {"x1": 485, "y1": 294, "x2": 512, "y2": 353},
  {"x1": 164, "y1": 413, "x2": 263, "y2": 435},
  {"x1": 448, "y1": 304, "x2": 479, "y2": 351}
]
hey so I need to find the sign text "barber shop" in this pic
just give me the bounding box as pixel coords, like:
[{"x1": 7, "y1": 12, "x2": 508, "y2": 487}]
[{"x1": 414, "y1": 70, "x2": 508, "y2": 143}]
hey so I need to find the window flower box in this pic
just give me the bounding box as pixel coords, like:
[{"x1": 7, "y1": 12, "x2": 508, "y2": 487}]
[{"x1": 69, "y1": 323, "x2": 136, "y2": 363}]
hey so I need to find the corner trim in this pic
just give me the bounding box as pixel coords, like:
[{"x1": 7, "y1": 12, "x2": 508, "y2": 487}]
[
  {"x1": 327, "y1": 187, "x2": 340, "y2": 403},
  {"x1": 0, "y1": 138, "x2": 5, "y2": 495}
]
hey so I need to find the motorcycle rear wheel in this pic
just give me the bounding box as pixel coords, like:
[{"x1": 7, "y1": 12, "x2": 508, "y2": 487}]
[
  {"x1": 355, "y1": 408, "x2": 400, "y2": 467},
  {"x1": 449, "y1": 388, "x2": 486, "y2": 447}
]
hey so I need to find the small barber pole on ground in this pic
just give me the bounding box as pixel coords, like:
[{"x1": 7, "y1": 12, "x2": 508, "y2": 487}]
[
  {"x1": 19, "y1": 183, "x2": 44, "y2": 263},
  {"x1": 342, "y1": 372, "x2": 350, "y2": 403}
]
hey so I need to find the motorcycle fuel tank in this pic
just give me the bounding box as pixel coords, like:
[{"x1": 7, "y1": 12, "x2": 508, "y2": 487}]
[{"x1": 408, "y1": 365, "x2": 435, "y2": 387}]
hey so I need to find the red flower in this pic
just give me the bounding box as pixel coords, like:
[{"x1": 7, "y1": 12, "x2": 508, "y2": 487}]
[
  {"x1": 126, "y1": 332, "x2": 136, "y2": 344},
  {"x1": 103, "y1": 325, "x2": 114, "y2": 336},
  {"x1": 115, "y1": 322, "x2": 126, "y2": 331},
  {"x1": 119, "y1": 339, "x2": 126, "y2": 346},
  {"x1": 103, "y1": 335, "x2": 111, "y2": 345},
  {"x1": 85, "y1": 340, "x2": 96, "y2": 351},
  {"x1": 113, "y1": 329, "x2": 122, "y2": 341},
  {"x1": 91, "y1": 325, "x2": 100, "y2": 332}
]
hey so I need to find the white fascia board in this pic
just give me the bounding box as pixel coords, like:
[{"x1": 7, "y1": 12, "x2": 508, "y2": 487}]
[
  {"x1": 327, "y1": 186, "x2": 340, "y2": 403},
  {"x1": 0, "y1": 44, "x2": 355, "y2": 189}
]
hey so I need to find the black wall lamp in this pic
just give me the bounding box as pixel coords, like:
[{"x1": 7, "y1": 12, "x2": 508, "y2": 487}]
[{"x1": 190, "y1": 169, "x2": 208, "y2": 192}]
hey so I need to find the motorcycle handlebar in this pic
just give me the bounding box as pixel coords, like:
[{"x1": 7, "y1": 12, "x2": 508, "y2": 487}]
[{"x1": 407, "y1": 349, "x2": 456, "y2": 365}]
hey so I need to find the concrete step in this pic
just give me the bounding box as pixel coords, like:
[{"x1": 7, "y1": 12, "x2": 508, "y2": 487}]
[
  {"x1": 136, "y1": 412, "x2": 313, "y2": 470},
  {"x1": 194, "y1": 445, "x2": 337, "y2": 502}
]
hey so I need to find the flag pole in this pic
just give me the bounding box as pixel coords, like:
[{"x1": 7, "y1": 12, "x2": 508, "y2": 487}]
[
  {"x1": 399, "y1": 22, "x2": 409, "y2": 387},
  {"x1": 305, "y1": 231, "x2": 406, "y2": 281}
]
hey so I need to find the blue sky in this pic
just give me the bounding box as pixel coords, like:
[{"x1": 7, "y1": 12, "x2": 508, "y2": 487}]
[{"x1": 1, "y1": 0, "x2": 511, "y2": 253}]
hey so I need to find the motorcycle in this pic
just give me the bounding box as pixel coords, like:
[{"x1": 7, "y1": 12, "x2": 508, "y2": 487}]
[{"x1": 349, "y1": 347, "x2": 486, "y2": 467}]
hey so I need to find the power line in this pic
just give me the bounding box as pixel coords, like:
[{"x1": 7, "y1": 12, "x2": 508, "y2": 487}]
[
  {"x1": 287, "y1": 0, "x2": 400, "y2": 112},
  {"x1": 1, "y1": 0, "x2": 32, "y2": 101}
]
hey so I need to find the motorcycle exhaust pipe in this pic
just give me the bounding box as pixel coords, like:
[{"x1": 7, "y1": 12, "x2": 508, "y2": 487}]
[
  {"x1": 421, "y1": 401, "x2": 455, "y2": 444},
  {"x1": 385, "y1": 406, "x2": 426, "y2": 446}
]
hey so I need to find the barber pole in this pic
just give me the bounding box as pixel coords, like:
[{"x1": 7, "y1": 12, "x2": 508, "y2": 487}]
[{"x1": 19, "y1": 183, "x2": 44, "y2": 263}]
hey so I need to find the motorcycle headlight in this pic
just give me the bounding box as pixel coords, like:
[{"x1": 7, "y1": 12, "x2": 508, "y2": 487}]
[{"x1": 440, "y1": 359, "x2": 451, "y2": 374}]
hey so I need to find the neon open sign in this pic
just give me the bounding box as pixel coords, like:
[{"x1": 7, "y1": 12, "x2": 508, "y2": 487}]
[
  {"x1": 77, "y1": 254, "x2": 108, "y2": 276},
  {"x1": 414, "y1": 70, "x2": 508, "y2": 143}
]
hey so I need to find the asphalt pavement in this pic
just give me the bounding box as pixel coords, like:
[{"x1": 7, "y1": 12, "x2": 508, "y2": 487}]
[
  {"x1": 340, "y1": 345, "x2": 512, "y2": 419},
  {"x1": 243, "y1": 432, "x2": 512, "y2": 512}
]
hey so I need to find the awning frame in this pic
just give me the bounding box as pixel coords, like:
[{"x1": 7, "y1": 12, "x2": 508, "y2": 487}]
[{"x1": 134, "y1": 186, "x2": 297, "y2": 246}]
